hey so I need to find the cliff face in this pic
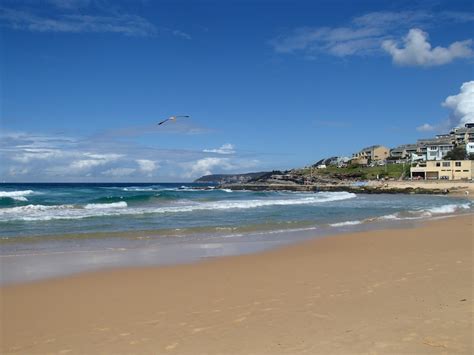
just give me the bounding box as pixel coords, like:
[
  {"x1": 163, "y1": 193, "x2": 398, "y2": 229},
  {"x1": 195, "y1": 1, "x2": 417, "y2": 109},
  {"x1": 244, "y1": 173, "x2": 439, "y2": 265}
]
[{"x1": 194, "y1": 172, "x2": 270, "y2": 184}]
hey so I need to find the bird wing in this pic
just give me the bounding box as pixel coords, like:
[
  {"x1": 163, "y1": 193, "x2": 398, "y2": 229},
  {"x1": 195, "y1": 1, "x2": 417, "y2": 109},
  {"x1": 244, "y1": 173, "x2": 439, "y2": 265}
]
[
  {"x1": 158, "y1": 115, "x2": 190, "y2": 125},
  {"x1": 158, "y1": 118, "x2": 170, "y2": 125}
]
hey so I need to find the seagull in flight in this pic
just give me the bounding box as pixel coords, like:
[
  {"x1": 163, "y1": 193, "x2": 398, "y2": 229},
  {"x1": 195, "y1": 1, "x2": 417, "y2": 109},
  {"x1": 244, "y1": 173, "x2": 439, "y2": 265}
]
[{"x1": 158, "y1": 115, "x2": 190, "y2": 126}]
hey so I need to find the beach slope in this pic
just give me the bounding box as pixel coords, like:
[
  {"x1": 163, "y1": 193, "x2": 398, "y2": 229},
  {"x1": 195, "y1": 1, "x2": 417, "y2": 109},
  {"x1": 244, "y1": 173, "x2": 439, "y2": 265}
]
[{"x1": 1, "y1": 215, "x2": 473, "y2": 354}]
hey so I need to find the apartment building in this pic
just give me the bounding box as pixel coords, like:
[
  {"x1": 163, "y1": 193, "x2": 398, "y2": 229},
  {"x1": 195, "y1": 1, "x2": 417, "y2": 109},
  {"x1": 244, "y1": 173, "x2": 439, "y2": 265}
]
[
  {"x1": 410, "y1": 160, "x2": 474, "y2": 180},
  {"x1": 416, "y1": 138, "x2": 454, "y2": 161},
  {"x1": 352, "y1": 145, "x2": 389, "y2": 165}
]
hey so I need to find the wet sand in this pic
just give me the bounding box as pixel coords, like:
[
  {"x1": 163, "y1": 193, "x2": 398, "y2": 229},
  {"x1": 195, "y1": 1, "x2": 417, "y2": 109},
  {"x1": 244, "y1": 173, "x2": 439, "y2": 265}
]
[{"x1": 1, "y1": 215, "x2": 473, "y2": 354}]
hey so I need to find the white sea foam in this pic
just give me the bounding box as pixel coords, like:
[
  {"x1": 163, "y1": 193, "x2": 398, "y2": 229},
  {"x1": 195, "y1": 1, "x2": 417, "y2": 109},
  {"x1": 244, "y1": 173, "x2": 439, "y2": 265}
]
[
  {"x1": 84, "y1": 202, "x2": 128, "y2": 209},
  {"x1": 377, "y1": 203, "x2": 472, "y2": 221},
  {"x1": 122, "y1": 187, "x2": 156, "y2": 192},
  {"x1": 0, "y1": 191, "x2": 356, "y2": 222},
  {"x1": 330, "y1": 220, "x2": 362, "y2": 227},
  {"x1": 220, "y1": 189, "x2": 233, "y2": 193},
  {"x1": 0, "y1": 190, "x2": 35, "y2": 201},
  {"x1": 425, "y1": 203, "x2": 470, "y2": 215}
]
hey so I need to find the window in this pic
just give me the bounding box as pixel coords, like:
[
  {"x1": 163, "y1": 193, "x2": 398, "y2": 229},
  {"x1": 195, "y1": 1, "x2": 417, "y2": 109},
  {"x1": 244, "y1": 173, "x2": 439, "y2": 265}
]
[
  {"x1": 463, "y1": 170, "x2": 469, "y2": 172},
  {"x1": 442, "y1": 162, "x2": 451, "y2": 167},
  {"x1": 436, "y1": 162, "x2": 441, "y2": 167},
  {"x1": 455, "y1": 162, "x2": 461, "y2": 167},
  {"x1": 455, "y1": 170, "x2": 461, "y2": 172}
]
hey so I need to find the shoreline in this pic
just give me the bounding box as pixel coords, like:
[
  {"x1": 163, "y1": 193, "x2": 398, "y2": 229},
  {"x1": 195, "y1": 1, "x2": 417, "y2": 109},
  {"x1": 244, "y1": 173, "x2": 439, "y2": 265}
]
[
  {"x1": 1, "y1": 215, "x2": 472, "y2": 354},
  {"x1": 219, "y1": 180, "x2": 474, "y2": 197},
  {"x1": 2, "y1": 208, "x2": 472, "y2": 286}
]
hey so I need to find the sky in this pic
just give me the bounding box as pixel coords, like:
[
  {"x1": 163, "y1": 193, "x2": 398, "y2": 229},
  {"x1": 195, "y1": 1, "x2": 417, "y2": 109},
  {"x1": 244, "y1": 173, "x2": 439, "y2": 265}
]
[{"x1": 1, "y1": 0, "x2": 473, "y2": 182}]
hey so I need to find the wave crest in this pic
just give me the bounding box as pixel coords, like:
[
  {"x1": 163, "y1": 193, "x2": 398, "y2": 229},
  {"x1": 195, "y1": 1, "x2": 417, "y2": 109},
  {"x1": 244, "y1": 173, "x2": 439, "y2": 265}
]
[
  {"x1": 84, "y1": 202, "x2": 128, "y2": 209},
  {"x1": 0, "y1": 190, "x2": 35, "y2": 201}
]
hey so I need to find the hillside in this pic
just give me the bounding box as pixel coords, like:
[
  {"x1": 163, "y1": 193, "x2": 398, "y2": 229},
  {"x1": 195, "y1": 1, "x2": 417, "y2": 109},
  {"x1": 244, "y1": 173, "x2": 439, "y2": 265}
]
[{"x1": 194, "y1": 172, "x2": 270, "y2": 184}]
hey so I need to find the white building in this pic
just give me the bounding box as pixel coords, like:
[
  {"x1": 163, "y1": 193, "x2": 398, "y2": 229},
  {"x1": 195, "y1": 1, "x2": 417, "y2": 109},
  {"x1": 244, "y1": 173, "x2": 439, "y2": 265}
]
[
  {"x1": 467, "y1": 142, "x2": 474, "y2": 155},
  {"x1": 417, "y1": 138, "x2": 454, "y2": 161}
]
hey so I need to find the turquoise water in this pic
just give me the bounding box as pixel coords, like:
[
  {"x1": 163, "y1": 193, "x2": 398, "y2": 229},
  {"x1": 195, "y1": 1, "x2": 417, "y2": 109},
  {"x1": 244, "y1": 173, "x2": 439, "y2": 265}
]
[
  {"x1": 0, "y1": 183, "x2": 472, "y2": 240},
  {"x1": 0, "y1": 183, "x2": 472, "y2": 284}
]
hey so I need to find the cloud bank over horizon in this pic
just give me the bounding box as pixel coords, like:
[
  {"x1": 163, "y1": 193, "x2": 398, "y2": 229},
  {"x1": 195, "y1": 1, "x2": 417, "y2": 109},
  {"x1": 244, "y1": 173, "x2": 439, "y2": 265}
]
[
  {"x1": 417, "y1": 81, "x2": 474, "y2": 132},
  {"x1": 0, "y1": 131, "x2": 261, "y2": 182}
]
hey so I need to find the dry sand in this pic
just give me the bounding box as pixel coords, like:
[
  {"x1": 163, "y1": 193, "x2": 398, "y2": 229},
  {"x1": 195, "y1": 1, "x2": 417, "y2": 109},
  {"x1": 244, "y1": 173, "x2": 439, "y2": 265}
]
[{"x1": 1, "y1": 215, "x2": 473, "y2": 354}]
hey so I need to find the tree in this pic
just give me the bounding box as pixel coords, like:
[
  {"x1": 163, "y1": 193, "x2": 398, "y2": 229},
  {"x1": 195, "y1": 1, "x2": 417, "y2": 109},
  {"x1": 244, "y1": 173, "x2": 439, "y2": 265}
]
[{"x1": 444, "y1": 147, "x2": 467, "y2": 160}]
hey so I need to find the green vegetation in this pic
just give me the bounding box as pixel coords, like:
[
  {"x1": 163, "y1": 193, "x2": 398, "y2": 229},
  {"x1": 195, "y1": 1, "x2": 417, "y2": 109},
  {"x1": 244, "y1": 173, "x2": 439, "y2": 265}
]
[
  {"x1": 444, "y1": 146, "x2": 468, "y2": 160},
  {"x1": 299, "y1": 163, "x2": 408, "y2": 180}
]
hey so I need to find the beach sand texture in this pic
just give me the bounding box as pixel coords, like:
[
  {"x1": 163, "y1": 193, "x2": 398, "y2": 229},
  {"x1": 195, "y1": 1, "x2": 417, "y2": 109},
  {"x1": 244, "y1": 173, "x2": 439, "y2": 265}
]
[{"x1": 1, "y1": 215, "x2": 473, "y2": 354}]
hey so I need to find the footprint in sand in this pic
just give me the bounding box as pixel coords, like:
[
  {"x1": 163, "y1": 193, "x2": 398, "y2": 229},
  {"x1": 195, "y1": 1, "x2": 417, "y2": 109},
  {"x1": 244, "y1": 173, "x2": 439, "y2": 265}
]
[
  {"x1": 165, "y1": 342, "x2": 179, "y2": 351},
  {"x1": 312, "y1": 313, "x2": 331, "y2": 319},
  {"x1": 192, "y1": 326, "x2": 212, "y2": 333},
  {"x1": 95, "y1": 327, "x2": 111, "y2": 332},
  {"x1": 234, "y1": 316, "x2": 247, "y2": 323}
]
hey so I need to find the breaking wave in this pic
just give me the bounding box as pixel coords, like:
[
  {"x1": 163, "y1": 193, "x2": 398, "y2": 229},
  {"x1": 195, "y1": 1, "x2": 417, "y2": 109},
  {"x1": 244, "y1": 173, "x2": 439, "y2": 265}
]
[
  {"x1": 330, "y1": 220, "x2": 362, "y2": 227},
  {"x1": 0, "y1": 191, "x2": 356, "y2": 222},
  {"x1": 0, "y1": 190, "x2": 35, "y2": 201},
  {"x1": 377, "y1": 203, "x2": 471, "y2": 221},
  {"x1": 84, "y1": 202, "x2": 128, "y2": 209}
]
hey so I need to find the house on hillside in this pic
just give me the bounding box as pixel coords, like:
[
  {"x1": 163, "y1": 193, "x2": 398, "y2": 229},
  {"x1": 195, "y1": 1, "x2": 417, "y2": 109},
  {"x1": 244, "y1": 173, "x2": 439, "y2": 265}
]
[
  {"x1": 416, "y1": 138, "x2": 454, "y2": 161},
  {"x1": 352, "y1": 145, "x2": 389, "y2": 165},
  {"x1": 389, "y1": 144, "x2": 418, "y2": 162},
  {"x1": 411, "y1": 160, "x2": 474, "y2": 180},
  {"x1": 466, "y1": 142, "x2": 474, "y2": 155},
  {"x1": 450, "y1": 124, "x2": 474, "y2": 145}
]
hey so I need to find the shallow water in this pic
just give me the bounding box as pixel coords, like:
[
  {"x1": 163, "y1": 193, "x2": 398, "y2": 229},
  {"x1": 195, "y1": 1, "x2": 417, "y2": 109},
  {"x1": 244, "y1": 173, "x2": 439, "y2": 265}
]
[{"x1": 0, "y1": 183, "x2": 471, "y2": 284}]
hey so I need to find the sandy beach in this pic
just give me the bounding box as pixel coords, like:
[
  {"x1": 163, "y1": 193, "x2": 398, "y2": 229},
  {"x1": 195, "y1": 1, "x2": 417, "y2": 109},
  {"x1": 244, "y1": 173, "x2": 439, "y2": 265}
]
[
  {"x1": 1, "y1": 215, "x2": 473, "y2": 354},
  {"x1": 368, "y1": 180, "x2": 474, "y2": 197}
]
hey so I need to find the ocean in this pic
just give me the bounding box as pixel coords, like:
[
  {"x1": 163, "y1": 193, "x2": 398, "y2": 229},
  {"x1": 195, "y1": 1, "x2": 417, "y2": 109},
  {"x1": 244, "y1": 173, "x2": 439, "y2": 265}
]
[{"x1": 0, "y1": 183, "x2": 472, "y2": 284}]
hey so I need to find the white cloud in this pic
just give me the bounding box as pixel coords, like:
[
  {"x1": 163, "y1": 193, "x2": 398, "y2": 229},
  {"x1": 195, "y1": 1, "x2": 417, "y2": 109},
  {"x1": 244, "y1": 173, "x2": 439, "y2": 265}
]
[
  {"x1": 69, "y1": 153, "x2": 122, "y2": 171},
  {"x1": 101, "y1": 168, "x2": 136, "y2": 177},
  {"x1": 185, "y1": 157, "x2": 232, "y2": 178},
  {"x1": 415, "y1": 81, "x2": 474, "y2": 132},
  {"x1": 48, "y1": 0, "x2": 91, "y2": 10},
  {"x1": 416, "y1": 123, "x2": 436, "y2": 132},
  {"x1": 136, "y1": 159, "x2": 158, "y2": 174},
  {"x1": 70, "y1": 159, "x2": 108, "y2": 171},
  {"x1": 270, "y1": 10, "x2": 473, "y2": 59},
  {"x1": 0, "y1": 7, "x2": 156, "y2": 36},
  {"x1": 0, "y1": 129, "x2": 264, "y2": 182},
  {"x1": 8, "y1": 166, "x2": 29, "y2": 176},
  {"x1": 352, "y1": 10, "x2": 432, "y2": 28},
  {"x1": 85, "y1": 153, "x2": 123, "y2": 160},
  {"x1": 203, "y1": 143, "x2": 236, "y2": 155},
  {"x1": 182, "y1": 156, "x2": 260, "y2": 179},
  {"x1": 442, "y1": 81, "x2": 474, "y2": 126},
  {"x1": 11, "y1": 148, "x2": 66, "y2": 163},
  {"x1": 382, "y1": 28, "x2": 473, "y2": 66},
  {"x1": 270, "y1": 26, "x2": 382, "y2": 56}
]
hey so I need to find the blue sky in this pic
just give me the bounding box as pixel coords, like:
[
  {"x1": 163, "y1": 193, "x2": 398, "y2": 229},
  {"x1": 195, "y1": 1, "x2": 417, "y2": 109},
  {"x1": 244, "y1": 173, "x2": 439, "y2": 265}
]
[{"x1": 1, "y1": 0, "x2": 473, "y2": 182}]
